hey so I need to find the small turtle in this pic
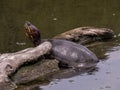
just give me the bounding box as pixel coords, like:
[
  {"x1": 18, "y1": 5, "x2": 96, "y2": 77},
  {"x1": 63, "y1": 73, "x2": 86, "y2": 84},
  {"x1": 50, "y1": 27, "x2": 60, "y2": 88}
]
[{"x1": 24, "y1": 21, "x2": 99, "y2": 68}]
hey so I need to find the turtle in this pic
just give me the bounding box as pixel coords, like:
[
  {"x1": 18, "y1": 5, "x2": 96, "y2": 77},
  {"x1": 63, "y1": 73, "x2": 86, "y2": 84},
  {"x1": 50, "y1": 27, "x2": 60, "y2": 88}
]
[{"x1": 24, "y1": 21, "x2": 99, "y2": 68}]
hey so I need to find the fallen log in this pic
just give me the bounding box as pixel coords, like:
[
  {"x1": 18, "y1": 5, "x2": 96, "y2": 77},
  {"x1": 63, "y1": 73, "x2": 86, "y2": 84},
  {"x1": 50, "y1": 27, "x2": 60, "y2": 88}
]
[
  {"x1": 0, "y1": 41, "x2": 52, "y2": 90},
  {"x1": 54, "y1": 27, "x2": 114, "y2": 44}
]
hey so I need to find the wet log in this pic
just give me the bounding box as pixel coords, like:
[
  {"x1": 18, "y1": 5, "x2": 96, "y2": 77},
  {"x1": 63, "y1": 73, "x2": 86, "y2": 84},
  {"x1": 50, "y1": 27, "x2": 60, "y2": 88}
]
[
  {"x1": 54, "y1": 26, "x2": 114, "y2": 44},
  {"x1": 0, "y1": 42, "x2": 52, "y2": 87}
]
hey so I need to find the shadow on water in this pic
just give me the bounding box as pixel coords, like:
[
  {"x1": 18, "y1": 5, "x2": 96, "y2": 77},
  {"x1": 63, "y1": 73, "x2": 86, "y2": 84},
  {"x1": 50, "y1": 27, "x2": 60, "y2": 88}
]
[{"x1": 52, "y1": 66, "x2": 99, "y2": 79}]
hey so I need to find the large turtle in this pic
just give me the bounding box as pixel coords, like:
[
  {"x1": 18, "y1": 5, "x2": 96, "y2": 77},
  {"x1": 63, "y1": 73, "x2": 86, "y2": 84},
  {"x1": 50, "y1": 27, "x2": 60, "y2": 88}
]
[{"x1": 24, "y1": 21, "x2": 99, "y2": 68}]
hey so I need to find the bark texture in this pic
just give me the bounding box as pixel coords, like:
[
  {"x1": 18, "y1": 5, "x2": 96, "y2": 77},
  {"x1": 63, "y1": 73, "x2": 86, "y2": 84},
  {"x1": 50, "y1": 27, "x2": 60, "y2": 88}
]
[
  {"x1": 54, "y1": 27, "x2": 114, "y2": 44},
  {"x1": 0, "y1": 41, "x2": 52, "y2": 85}
]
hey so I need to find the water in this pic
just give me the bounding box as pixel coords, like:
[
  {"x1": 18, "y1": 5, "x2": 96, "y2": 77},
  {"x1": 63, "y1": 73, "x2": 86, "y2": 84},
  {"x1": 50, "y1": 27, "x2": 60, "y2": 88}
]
[{"x1": 0, "y1": 0, "x2": 120, "y2": 90}]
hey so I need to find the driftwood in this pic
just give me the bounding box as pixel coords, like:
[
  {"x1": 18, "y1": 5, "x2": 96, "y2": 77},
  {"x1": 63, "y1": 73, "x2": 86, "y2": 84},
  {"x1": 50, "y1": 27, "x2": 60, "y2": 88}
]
[
  {"x1": 54, "y1": 27, "x2": 114, "y2": 44},
  {"x1": 0, "y1": 41, "x2": 52, "y2": 89}
]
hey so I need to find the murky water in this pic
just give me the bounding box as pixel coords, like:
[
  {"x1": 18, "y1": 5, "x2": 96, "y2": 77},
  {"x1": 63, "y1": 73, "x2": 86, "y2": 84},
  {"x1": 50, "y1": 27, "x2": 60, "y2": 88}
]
[{"x1": 1, "y1": 0, "x2": 120, "y2": 90}]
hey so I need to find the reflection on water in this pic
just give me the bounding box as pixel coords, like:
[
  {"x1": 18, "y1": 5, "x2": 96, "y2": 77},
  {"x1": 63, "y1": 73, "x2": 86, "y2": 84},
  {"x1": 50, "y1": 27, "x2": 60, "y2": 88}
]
[{"x1": 1, "y1": 0, "x2": 120, "y2": 90}]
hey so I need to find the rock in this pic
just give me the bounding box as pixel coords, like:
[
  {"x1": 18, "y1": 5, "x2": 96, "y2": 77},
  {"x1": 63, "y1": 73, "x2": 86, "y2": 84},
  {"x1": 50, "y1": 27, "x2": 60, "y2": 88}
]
[{"x1": 12, "y1": 59, "x2": 59, "y2": 84}]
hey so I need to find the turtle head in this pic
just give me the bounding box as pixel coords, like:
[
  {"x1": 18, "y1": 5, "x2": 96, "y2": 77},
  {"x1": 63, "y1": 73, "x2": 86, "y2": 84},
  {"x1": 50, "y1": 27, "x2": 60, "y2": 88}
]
[{"x1": 24, "y1": 21, "x2": 41, "y2": 46}]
